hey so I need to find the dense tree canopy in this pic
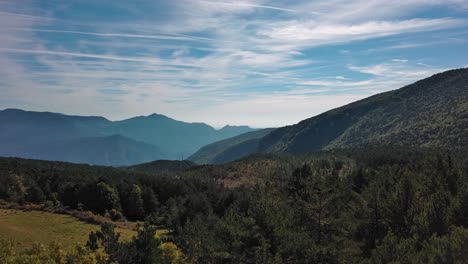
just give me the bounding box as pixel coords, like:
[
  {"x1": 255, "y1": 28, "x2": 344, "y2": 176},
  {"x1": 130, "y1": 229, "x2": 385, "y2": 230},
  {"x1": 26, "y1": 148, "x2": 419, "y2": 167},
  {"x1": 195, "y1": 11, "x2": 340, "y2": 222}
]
[{"x1": 0, "y1": 147, "x2": 467, "y2": 263}]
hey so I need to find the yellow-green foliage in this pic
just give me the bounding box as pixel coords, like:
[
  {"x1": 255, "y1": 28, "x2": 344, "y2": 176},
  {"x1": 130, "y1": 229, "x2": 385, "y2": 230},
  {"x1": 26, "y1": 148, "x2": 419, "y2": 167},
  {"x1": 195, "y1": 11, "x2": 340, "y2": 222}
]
[
  {"x1": 161, "y1": 242, "x2": 187, "y2": 264},
  {"x1": 0, "y1": 240, "x2": 109, "y2": 264},
  {"x1": 0, "y1": 237, "x2": 187, "y2": 264},
  {"x1": 65, "y1": 246, "x2": 109, "y2": 264},
  {"x1": 0, "y1": 239, "x2": 187, "y2": 264},
  {"x1": 0, "y1": 209, "x2": 134, "y2": 250}
]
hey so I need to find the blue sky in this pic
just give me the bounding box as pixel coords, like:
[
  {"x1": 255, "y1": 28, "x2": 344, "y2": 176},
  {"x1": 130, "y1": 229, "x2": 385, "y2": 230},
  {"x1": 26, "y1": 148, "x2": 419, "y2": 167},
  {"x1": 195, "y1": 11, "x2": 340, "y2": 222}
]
[{"x1": 0, "y1": 0, "x2": 467, "y2": 127}]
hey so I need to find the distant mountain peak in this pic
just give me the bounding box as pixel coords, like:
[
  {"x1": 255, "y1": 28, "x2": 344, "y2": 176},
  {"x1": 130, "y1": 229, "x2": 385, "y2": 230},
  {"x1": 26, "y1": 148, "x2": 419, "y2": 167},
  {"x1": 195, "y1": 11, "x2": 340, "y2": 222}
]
[
  {"x1": 221, "y1": 125, "x2": 250, "y2": 129},
  {"x1": 2, "y1": 108, "x2": 25, "y2": 112},
  {"x1": 148, "y1": 113, "x2": 169, "y2": 119},
  {"x1": 0, "y1": 108, "x2": 255, "y2": 166}
]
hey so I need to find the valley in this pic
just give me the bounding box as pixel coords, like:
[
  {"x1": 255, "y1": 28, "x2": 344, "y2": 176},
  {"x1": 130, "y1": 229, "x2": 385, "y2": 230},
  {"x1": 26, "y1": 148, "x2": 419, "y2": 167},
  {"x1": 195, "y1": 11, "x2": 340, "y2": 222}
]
[{"x1": 1, "y1": 0, "x2": 467, "y2": 262}]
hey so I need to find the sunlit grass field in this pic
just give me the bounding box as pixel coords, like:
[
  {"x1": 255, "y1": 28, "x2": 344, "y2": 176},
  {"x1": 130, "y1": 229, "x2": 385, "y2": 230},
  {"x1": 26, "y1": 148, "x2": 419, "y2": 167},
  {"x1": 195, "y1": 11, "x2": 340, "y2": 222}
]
[{"x1": 0, "y1": 209, "x2": 136, "y2": 250}]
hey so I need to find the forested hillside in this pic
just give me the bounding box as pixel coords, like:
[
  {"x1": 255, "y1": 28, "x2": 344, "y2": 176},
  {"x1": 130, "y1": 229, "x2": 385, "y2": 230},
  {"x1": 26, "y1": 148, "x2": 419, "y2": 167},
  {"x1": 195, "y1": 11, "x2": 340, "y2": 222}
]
[
  {"x1": 259, "y1": 68, "x2": 468, "y2": 153},
  {"x1": 189, "y1": 128, "x2": 275, "y2": 164},
  {"x1": 190, "y1": 68, "x2": 468, "y2": 164},
  {"x1": 1, "y1": 147, "x2": 467, "y2": 263}
]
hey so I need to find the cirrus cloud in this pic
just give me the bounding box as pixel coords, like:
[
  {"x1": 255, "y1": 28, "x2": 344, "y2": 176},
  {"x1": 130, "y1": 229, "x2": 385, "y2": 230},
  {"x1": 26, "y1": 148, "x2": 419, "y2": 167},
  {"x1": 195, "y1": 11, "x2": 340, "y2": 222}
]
[{"x1": 0, "y1": 0, "x2": 467, "y2": 127}]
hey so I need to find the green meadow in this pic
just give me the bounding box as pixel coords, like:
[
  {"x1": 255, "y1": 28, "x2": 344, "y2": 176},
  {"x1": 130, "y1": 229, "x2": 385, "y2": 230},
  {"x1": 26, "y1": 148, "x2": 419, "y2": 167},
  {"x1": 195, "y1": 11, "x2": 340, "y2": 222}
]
[{"x1": 0, "y1": 209, "x2": 136, "y2": 250}]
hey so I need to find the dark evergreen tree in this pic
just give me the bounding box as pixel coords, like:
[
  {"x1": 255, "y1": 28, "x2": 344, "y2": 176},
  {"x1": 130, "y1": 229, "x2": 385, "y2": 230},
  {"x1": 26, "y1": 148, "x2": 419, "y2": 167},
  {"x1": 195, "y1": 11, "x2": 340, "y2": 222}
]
[{"x1": 125, "y1": 184, "x2": 145, "y2": 220}]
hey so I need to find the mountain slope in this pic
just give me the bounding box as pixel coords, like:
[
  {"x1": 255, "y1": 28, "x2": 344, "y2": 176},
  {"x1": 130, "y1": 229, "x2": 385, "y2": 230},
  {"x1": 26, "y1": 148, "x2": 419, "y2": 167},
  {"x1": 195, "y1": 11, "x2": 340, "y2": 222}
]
[
  {"x1": 0, "y1": 109, "x2": 118, "y2": 163},
  {"x1": 259, "y1": 68, "x2": 468, "y2": 154},
  {"x1": 125, "y1": 160, "x2": 196, "y2": 174},
  {"x1": 112, "y1": 114, "x2": 254, "y2": 159},
  {"x1": 0, "y1": 108, "x2": 111, "y2": 146},
  {"x1": 47, "y1": 135, "x2": 166, "y2": 166},
  {"x1": 0, "y1": 109, "x2": 254, "y2": 165},
  {"x1": 189, "y1": 128, "x2": 275, "y2": 164},
  {"x1": 2, "y1": 135, "x2": 165, "y2": 166},
  {"x1": 189, "y1": 68, "x2": 468, "y2": 164}
]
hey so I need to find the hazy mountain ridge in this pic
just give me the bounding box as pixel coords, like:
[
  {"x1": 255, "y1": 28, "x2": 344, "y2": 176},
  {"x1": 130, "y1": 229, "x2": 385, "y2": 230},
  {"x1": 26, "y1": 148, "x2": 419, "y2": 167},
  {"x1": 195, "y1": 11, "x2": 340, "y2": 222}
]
[
  {"x1": 189, "y1": 128, "x2": 276, "y2": 164},
  {"x1": 39, "y1": 135, "x2": 166, "y2": 166},
  {"x1": 111, "y1": 113, "x2": 255, "y2": 159},
  {"x1": 3, "y1": 68, "x2": 466, "y2": 166},
  {"x1": 125, "y1": 160, "x2": 196, "y2": 174},
  {"x1": 0, "y1": 109, "x2": 254, "y2": 165}
]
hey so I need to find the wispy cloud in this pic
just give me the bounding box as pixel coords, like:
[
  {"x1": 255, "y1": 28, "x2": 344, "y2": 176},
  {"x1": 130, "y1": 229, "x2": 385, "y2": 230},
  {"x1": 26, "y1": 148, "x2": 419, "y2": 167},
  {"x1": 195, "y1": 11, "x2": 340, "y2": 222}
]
[
  {"x1": 0, "y1": 0, "x2": 467, "y2": 127},
  {"x1": 259, "y1": 18, "x2": 465, "y2": 44},
  {"x1": 0, "y1": 48, "x2": 168, "y2": 64},
  {"x1": 3, "y1": 28, "x2": 216, "y2": 42},
  {"x1": 198, "y1": 1, "x2": 299, "y2": 13},
  {"x1": 293, "y1": 61, "x2": 447, "y2": 96}
]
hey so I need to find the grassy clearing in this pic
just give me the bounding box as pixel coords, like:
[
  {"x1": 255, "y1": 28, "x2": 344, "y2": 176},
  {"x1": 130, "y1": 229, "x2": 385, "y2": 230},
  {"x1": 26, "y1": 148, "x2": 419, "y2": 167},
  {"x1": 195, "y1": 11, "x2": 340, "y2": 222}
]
[{"x1": 0, "y1": 209, "x2": 136, "y2": 250}]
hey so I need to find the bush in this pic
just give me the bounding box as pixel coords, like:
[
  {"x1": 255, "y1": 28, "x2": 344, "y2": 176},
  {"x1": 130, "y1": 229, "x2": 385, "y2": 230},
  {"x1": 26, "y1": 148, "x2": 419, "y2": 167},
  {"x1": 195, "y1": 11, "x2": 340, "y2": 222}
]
[{"x1": 109, "y1": 209, "x2": 125, "y2": 222}]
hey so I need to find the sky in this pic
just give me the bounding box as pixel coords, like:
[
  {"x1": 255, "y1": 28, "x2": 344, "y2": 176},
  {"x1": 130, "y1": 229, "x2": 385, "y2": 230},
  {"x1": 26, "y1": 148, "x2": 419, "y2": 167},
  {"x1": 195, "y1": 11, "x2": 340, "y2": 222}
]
[{"x1": 0, "y1": 0, "x2": 467, "y2": 128}]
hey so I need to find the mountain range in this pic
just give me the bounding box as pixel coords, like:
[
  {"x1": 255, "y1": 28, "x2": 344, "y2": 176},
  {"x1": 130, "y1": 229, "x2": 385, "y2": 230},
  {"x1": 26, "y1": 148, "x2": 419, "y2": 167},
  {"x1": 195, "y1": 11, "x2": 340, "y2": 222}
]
[
  {"x1": 190, "y1": 68, "x2": 468, "y2": 164},
  {"x1": 2, "y1": 68, "x2": 466, "y2": 166},
  {"x1": 0, "y1": 109, "x2": 254, "y2": 166}
]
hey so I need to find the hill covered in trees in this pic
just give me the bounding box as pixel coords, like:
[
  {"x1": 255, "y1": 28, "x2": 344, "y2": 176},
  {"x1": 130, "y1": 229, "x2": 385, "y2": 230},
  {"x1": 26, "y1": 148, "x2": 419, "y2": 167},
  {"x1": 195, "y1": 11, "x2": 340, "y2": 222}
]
[
  {"x1": 188, "y1": 128, "x2": 275, "y2": 164},
  {"x1": 190, "y1": 68, "x2": 468, "y2": 164},
  {"x1": 259, "y1": 68, "x2": 468, "y2": 154},
  {"x1": 0, "y1": 109, "x2": 254, "y2": 165},
  {"x1": 125, "y1": 160, "x2": 196, "y2": 174},
  {"x1": 1, "y1": 146, "x2": 467, "y2": 263}
]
